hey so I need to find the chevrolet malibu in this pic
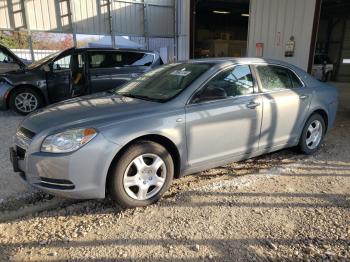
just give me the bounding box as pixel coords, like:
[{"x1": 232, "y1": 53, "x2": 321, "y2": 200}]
[{"x1": 10, "y1": 58, "x2": 338, "y2": 208}]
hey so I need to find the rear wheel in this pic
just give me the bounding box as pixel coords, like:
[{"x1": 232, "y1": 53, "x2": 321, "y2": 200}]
[
  {"x1": 9, "y1": 87, "x2": 42, "y2": 115},
  {"x1": 299, "y1": 114, "x2": 325, "y2": 155},
  {"x1": 108, "y1": 141, "x2": 174, "y2": 208}
]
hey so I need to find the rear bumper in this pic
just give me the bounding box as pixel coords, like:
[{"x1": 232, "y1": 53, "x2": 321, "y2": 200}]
[{"x1": 327, "y1": 100, "x2": 338, "y2": 130}]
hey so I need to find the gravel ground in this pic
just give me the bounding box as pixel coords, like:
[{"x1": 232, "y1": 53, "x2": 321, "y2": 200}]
[
  {"x1": 0, "y1": 111, "x2": 31, "y2": 203},
  {"x1": 0, "y1": 83, "x2": 349, "y2": 261}
]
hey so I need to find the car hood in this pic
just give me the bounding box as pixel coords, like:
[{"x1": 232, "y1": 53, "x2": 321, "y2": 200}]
[
  {"x1": 0, "y1": 68, "x2": 42, "y2": 83},
  {"x1": 20, "y1": 92, "x2": 162, "y2": 134}
]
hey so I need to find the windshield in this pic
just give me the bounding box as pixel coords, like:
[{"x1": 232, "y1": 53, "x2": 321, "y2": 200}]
[
  {"x1": 116, "y1": 63, "x2": 212, "y2": 102},
  {"x1": 27, "y1": 51, "x2": 61, "y2": 69}
]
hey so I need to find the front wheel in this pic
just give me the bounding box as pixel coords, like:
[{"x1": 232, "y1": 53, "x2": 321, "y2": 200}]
[
  {"x1": 298, "y1": 114, "x2": 325, "y2": 155},
  {"x1": 108, "y1": 141, "x2": 174, "y2": 208},
  {"x1": 9, "y1": 88, "x2": 42, "y2": 115}
]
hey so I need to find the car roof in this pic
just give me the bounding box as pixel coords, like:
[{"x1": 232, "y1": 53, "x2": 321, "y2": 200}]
[
  {"x1": 73, "y1": 47, "x2": 155, "y2": 53},
  {"x1": 184, "y1": 57, "x2": 305, "y2": 72},
  {"x1": 188, "y1": 57, "x2": 291, "y2": 65}
]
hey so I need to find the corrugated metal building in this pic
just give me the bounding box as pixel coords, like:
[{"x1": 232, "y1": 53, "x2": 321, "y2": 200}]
[
  {"x1": 247, "y1": 0, "x2": 316, "y2": 70},
  {"x1": 0, "y1": 0, "x2": 349, "y2": 79},
  {"x1": 176, "y1": 0, "x2": 317, "y2": 71}
]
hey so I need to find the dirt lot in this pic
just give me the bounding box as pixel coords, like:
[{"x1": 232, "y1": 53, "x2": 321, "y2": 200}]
[
  {"x1": 0, "y1": 111, "x2": 30, "y2": 203},
  {"x1": 0, "y1": 83, "x2": 349, "y2": 261}
]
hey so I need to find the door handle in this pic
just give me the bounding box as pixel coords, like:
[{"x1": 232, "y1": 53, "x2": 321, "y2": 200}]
[
  {"x1": 299, "y1": 94, "x2": 309, "y2": 100},
  {"x1": 246, "y1": 101, "x2": 261, "y2": 109}
]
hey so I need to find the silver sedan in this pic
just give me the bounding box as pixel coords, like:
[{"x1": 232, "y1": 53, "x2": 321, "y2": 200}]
[{"x1": 10, "y1": 58, "x2": 338, "y2": 208}]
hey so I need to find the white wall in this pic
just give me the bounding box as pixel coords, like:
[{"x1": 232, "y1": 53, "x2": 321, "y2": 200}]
[{"x1": 247, "y1": 0, "x2": 317, "y2": 70}]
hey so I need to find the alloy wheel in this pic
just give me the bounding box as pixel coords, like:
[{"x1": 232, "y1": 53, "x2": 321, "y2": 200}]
[{"x1": 15, "y1": 92, "x2": 38, "y2": 113}]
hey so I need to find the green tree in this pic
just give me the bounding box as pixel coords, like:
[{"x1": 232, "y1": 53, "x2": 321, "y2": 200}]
[{"x1": 0, "y1": 31, "x2": 29, "y2": 49}]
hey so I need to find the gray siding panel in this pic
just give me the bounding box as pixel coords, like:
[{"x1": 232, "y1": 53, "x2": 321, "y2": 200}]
[
  {"x1": 176, "y1": 0, "x2": 190, "y2": 60},
  {"x1": 248, "y1": 0, "x2": 316, "y2": 70},
  {"x1": 0, "y1": 0, "x2": 174, "y2": 37}
]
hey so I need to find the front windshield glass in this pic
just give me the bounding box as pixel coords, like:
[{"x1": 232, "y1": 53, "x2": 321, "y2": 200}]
[
  {"x1": 27, "y1": 51, "x2": 61, "y2": 69},
  {"x1": 116, "y1": 63, "x2": 212, "y2": 102}
]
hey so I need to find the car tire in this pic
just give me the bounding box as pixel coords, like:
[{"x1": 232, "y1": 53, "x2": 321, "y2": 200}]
[
  {"x1": 9, "y1": 87, "x2": 43, "y2": 115},
  {"x1": 108, "y1": 141, "x2": 174, "y2": 208},
  {"x1": 298, "y1": 113, "x2": 326, "y2": 155}
]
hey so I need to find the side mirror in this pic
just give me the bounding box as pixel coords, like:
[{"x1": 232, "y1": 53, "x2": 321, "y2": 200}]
[
  {"x1": 41, "y1": 64, "x2": 51, "y2": 72},
  {"x1": 194, "y1": 86, "x2": 228, "y2": 103}
]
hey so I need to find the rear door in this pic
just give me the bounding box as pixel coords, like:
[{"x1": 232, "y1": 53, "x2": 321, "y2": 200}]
[
  {"x1": 87, "y1": 51, "x2": 118, "y2": 93},
  {"x1": 254, "y1": 64, "x2": 312, "y2": 149}
]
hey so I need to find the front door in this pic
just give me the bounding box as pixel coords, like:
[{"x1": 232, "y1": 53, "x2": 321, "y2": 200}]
[
  {"x1": 254, "y1": 64, "x2": 313, "y2": 149},
  {"x1": 185, "y1": 65, "x2": 262, "y2": 167},
  {"x1": 46, "y1": 54, "x2": 73, "y2": 103}
]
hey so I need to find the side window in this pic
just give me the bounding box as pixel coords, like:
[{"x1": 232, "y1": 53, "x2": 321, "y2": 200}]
[
  {"x1": 193, "y1": 65, "x2": 254, "y2": 103},
  {"x1": 88, "y1": 53, "x2": 107, "y2": 68},
  {"x1": 289, "y1": 71, "x2": 303, "y2": 88},
  {"x1": 256, "y1": 65, "x2": 296, "y2": 91},
  {"x1": 77, "y1": 54, "x2": 84, "y2": 69},
  {"x1": 0, "y1": 50, "x2": 11, "y2": 63},
  {"x1": 88, "y1": 52, "x2": 126, "y2": 68},
  {"x1": 53, "y1": 55, "x2": 72, "y2": 71}
]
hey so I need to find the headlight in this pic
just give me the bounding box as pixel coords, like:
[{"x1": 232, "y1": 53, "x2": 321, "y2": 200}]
[{"x1": 41, "y1": 128, "x2": 98, "y2": 153}]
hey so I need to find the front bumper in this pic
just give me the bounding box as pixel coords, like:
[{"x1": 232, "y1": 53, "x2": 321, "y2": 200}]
[
  {"x1": 0, "y1": 81, "x2": 12, "y2": 110},
  {"x1": 10, "y1": 134, "x2": 121, "y2": 199}
]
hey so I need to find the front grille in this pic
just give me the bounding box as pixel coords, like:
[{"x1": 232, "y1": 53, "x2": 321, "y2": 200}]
[{"x1": 36, "y1": 177, "x2": 75, "y2": 190}]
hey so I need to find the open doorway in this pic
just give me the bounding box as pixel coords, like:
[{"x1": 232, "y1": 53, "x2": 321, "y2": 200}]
[
  {"x1": 312, "y1": 0, "x2": 350, "y2": 82},
  {"x1": 191, "y1": 0, "x2": 250, "y2": 58}
]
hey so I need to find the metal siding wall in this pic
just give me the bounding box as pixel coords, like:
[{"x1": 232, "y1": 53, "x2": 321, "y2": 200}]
[
  {"x1": 0, "y1": 0, "x2": 11, "y2": 29},
  {"x1": 71, "y1": 0, "x2": 110, "y2": 35},
  {"x1": 248, "y1": 0, "x2": 316, "y2": 70},
  {"x1": 1, "y1": 0, "x2": 175, "y2": 37},
  {"x1": 147, "y1": 5, "x2": 174, "y2": 37},
  {"x1": 26, "y1": 0, "x2": 59, "y2": 31},
  {"x1": 176, "y1": 0, "x2": 190, "y2": 60},
  {"x1": 111, "y1": 1, "x2": 144, "y2": 36}
]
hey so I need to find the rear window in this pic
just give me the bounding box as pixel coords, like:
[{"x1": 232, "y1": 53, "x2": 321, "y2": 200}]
[
  {"x1": 256, "y1": 65, "x2": 303, "y2": 91},
  {"x1": 88, "y1": 51, "x2": 154, "y2": 69}
]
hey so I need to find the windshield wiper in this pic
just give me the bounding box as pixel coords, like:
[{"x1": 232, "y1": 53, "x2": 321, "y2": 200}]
[{"x1": 119, "y1": 93, "x2": 162, "y2": 102}]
